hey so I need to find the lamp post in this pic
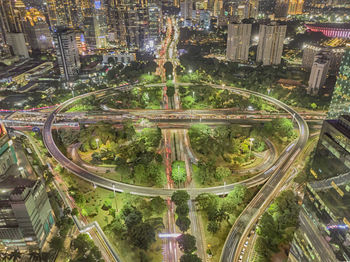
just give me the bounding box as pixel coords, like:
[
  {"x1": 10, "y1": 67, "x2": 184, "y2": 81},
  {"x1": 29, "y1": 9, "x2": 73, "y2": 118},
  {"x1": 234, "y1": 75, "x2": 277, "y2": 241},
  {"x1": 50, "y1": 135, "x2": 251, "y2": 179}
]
[
  {"x1": 95, "y1": 138, "x2": 99, "y2": 149},
  {"x1": 248, "y1": 138, "x2": 255, "y2": 159}
]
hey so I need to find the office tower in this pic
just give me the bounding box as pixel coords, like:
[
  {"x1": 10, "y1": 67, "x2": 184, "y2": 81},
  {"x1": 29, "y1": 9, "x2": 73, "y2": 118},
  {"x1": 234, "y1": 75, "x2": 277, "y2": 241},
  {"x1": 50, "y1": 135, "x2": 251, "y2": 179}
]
[
  {"x1": 307, "y1": 52, "x2": 330, "y2": 95},
  {"x1": 287, "y1": 0, "x2": 304, "y2": 15},
  {"x1": 256, "y1": 23, "x2": 287, "y2": 65},
  {"x1": 114, "y1": 1, "x2": 150, "y2": 50},
  {"x1": 46, "y1": 0, "x2": 82, "y2": 29},
  {"x1": 302, "y1": 43, "x2": 346, "y2": 74},
  {"x1": 148, "y1": 3, "x2": 161, "y2": 48},
  {"x1": 226, "y1": 23, "x2": 252, "y2": 62},
  {"x1": 274, "y1": 0, "x2": 289, "y2": 18},
  {"x1": 0, "y1": 124, "x2": 17, "y2": 182},
  {"x1": 53, "y1": 27, "x2": 81, "y2": 81},
  {"x1": 6, "y1": 32, "x2": 29, "y2": 58},
  {"x1": 24, "y1": 20, "x2": 53, "y2": 51},
  {"x1": 0, "y1": 178, "x2": 55, "y2": 249},
  {"x1": 259, "y1": 0, "x2": 275, "y2": 16},
  {"x1": 289, "y1": 115, "x2": 350, "y2": 262},
  {"x1": 181, "y1": 0, "x2": 193, "y2": 20},
  {"x1": 328, "y1": 49, "x2": 350, "y2": 119},
  {"x1": 248, "y1": 0, "x2": 259, "y2": 19}
]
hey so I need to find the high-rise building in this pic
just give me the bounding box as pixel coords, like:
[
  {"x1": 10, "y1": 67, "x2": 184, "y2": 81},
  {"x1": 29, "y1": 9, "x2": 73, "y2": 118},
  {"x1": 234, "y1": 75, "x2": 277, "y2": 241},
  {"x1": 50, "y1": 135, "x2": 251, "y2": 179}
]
[
  {"x1": 0, "y1": 178, "x2": 55, "y2": 249},
  {"x1": 289, "y1": 115, "x2": 350, "y2": 262},
  {"x1": 46, "y1": 0, "x2": 82, "y2": 29},
  {"x1": 307, "y1": 52, "x2": 330, "y2": 95},
  {"x1": 148, "y1": 3, "x2": 161, "y2": 48},
  {"x1": 302, "y1": 44, "x2": 346, "y2": 74},
  {"x1": 114, "y1": 1, "x2": 150, "y2": 50},
  {"x1": 181, "y1": 0, "x2": 193, "y2": 20},
  {"x1": 53, "y1": 27, "x2": 80, "y2": 81},
  {"x1": 0, "y1": 124, "x2": 17, "y2": 182},
  {"x1": 256, "y1": 23, "x2": 287, "y2": 65},
  {"x1": 287, "y1": 0, "x2": 304, "y2": 15},
  {"x1": 274, "y1": 0, "x2": 289, "y2": 18},
  {"x1": 328, "y1": 49, "x2": 350, "y2": 119},
  {"x1": 259, "y1": 0, "x2": 275, "y2": 16},
  {"x1": 226, "y1": 22, "x2": 252, "y2": 62},
  {"x1": 24, "y1": 20, "x2": 53, "y2": 51},
  {"x1": 6, "y1": 32, "x2": 29, "y2": 58}
]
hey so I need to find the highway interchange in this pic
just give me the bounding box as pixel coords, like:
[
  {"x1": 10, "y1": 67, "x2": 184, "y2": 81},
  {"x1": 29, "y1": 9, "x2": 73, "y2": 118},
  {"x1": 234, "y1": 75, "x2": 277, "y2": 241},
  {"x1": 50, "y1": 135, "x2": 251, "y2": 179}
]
[{"x1": 5, "y1": 16, "x2": 311, "y2": 262}]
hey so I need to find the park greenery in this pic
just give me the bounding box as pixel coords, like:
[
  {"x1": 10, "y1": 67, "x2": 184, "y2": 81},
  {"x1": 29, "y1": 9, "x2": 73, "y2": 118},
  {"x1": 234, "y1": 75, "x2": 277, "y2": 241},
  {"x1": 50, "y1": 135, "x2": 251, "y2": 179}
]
[
  {"x1": 195, "y1": 185, "x2": 258, "y2": 259},
  {"x1": 254, "y1": 190, "x2": 300, "y2": 262},
  {"x1": 102, "y1": 85, "x2": 163, "y2": 110},
  {"x1": 172, "y1": 191, "x2": 202, "y2": 262},
  {"x1": 70, "y1": 234, "x2": 104, "y2": 262},
  {"x1": 172, "y1": 191, "x2": 191, "y2": 233},
  {"x1": 188, "y1": 123, "x2": 269, "y2": 185},
  {"x1": 172, "y1": 161, "x2": 187, "y2": 186},
  {"x1": 56, "y1": 121, "x2": 166, "y2": 187},
  {"x1": 178, "y1": 85, "x2": 277, "y2": 111},
  {"x1": 189, "y1": 120, "x2": 296, "y2": 186}
]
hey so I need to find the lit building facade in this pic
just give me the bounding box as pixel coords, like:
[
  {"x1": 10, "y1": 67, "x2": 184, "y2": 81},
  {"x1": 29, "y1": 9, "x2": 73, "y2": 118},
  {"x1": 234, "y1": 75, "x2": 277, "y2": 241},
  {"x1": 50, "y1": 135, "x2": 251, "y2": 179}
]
[
  {"x1": 288, "y1": 0, "x2": 304, "y2": 15},
  {"x1": 328, "y1": 49, "x2": 350, "y2": 119},
  {"x1": 256, "y1": 23, "x2": 287, "y2": 65},
  {"x1": 307, "y1": 51, "x2": 330, "y2": 95},
  {"x1": 0, "y1": 178, "x2": 55, "y2": 250},
  {"x1": 274, "y1": 0, "x2": 289, "y2": 18},
  {"x1": 226, "y1": 22, "x2": 252, "y2": 62},
  {"x1": 289, "y1": 115, "x2": 350, "y2": 262},
  {"x1": 6, "y1": 32, "x2": 29, "y2": 58},
  {"x1": 305, "y1": 24, "x2": 350, "y2": 39},
  {"x1": 302, "y1": 44, "x2": 346, "y2": 74},
  {"x1": 53, "y1": 27, "x2": 81, "y2": 81}
]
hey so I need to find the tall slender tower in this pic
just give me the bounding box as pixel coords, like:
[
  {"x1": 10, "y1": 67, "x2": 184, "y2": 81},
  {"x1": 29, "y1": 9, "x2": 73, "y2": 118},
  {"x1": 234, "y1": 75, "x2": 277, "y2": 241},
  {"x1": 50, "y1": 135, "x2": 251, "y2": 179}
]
[
  {"x1": 256, "y1": 23, "x2": 287, "y2": 65},
  {"x1": 226, "y1": 22, "x2": 252, "y2": 62}
]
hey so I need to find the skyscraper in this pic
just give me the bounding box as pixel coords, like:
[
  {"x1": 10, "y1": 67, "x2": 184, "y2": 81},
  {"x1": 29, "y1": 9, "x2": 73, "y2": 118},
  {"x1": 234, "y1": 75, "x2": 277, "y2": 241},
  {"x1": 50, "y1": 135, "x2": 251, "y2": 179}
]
[
  {"x1": 226, "y1": 23, "x2": 252, "y2": 62},
  {"x1": 287, "y1": 0, "x2": 304, "y2": 15},
  {"x1": 289, "y1": 115, "x2": 350, "y2": 262},
  {"x1": 274, "y1": 0, "x2": 289, "y2": 18},
  {"x1": 53, "y1": 27, "x2": 81, "y2": 81},
  {"x1": 181, "y1": 0, "x2": 193, "y2": 21},
  {"x1": 307, "y1": 52, "x2": 330, "y2": 95},
  {"x1": 256, "y1": 23, "x2": 287, "y2": 65},
  {"x1": 328, "y1": 49, "x2": 350, "y2": 119},
  {"x1": 6, "y1": 32, "x2": 29, "y2": 58}
]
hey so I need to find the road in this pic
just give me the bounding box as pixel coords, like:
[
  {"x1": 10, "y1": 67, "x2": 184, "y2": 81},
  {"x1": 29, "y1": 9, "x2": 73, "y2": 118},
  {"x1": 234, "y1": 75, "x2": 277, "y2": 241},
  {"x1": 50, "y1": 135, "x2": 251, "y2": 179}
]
[{"x1": 218, "y1": 83, "x2": 309, "y2": 262}]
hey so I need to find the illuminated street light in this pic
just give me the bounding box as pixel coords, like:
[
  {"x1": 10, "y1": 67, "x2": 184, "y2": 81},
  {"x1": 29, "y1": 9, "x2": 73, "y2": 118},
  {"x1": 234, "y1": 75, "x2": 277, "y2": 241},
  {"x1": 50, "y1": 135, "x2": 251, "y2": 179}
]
[
  {"x1": 95, "y1": 138, "x2": 99, "y2": 149},
  {"x1": 188, "y1": 69, "x2": 192, "y2": 74}
]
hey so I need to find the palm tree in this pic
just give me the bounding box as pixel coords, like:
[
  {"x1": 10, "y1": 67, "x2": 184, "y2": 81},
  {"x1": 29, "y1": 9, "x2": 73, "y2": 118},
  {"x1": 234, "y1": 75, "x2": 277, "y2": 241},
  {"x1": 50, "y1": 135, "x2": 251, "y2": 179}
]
[
  {"x1": 0, "y1": 252, "x2": 10, "y2": 262},
  {"x1": 28, "y1": 249, "x2": 41, "y2": 262},
  {"x1": 9, "y1": 249, "x2": 21, "y2": 262}
]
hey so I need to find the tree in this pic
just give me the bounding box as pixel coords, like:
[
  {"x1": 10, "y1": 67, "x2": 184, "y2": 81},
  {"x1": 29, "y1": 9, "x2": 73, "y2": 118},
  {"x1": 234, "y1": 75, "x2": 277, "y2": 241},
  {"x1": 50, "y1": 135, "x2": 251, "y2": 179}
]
[
  {"x1": 180, "y1": 253, "x2": 202, "y2": 262},
  {"x1": 125, "y1": 210, "x2": 143, "y2": 231},
  {"x1": 171, "y1": 190, "x2": 190, "y2": 206},
  {"x1": 215, "y1": 166, "x2": 231, "y2": 180},
  {"x1": 129, "y1": 222, "x2": 156, "y2": 250},
  {"x1": 177, "y1": 234, "x2": 197, "y2": 254},
  {"x1": 176, "y1": 216, "x2": 191, "y2": 232},
  {"x1": 49, "y1": 236, "x2": 64, "y2": 252},
  {"x1": 222, "y1": 184, "x2": 248, "y2": 214},
  {"x1": 176, "y1": 203, "x2": 190, "y2": 217},
  {"x1": 72, "y1": 234, "x2": 94, "y2": 256},
  {"x1": 207, "y1": 220, "x2": 220, "y2": 234},
  {"x1": 9, "y1": 249, "x2": 21, "y2": 262},
  {"x1": 172, "y1": 161, "x2": 187, "y2": 185},
  {"x1": 72, "y1": 207, "x2": 79, "y2": 216},
  {"x1": 195, "y1": 193, "x2": 219, "y2": 212},
  {"x1": 150, "y1": 196, "x2": 167, "y2": 215}
]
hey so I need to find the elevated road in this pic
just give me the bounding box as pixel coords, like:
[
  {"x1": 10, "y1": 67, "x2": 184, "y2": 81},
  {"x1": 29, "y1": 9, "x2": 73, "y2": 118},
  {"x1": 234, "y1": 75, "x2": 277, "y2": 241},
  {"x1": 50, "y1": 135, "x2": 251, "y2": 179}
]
[
  {"x1": 217, "y1": 84, "x2": 309, "y2": 262},
  {"x1": 42, "y1": 83, "x2": 308, "y2": 201}
]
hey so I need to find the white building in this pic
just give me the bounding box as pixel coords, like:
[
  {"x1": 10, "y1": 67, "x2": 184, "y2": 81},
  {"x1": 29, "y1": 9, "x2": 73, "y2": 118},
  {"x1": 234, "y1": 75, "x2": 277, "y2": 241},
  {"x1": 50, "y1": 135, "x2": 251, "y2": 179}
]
[
  {"x1": 226, "y1": 23, "x2": 252, "y2": 62},
  {"x1": 53, "y1": 27, "x2": 81, "y2": 81},
  {"x1": 6, "y1": 33, "x2": 29, "y2": 59},
  {"x1": 256, "y1": 23, "x2": 287, "y2": 65},
  {"x1": 307, "y1": 52, "x2": 330, "y2": 95}
]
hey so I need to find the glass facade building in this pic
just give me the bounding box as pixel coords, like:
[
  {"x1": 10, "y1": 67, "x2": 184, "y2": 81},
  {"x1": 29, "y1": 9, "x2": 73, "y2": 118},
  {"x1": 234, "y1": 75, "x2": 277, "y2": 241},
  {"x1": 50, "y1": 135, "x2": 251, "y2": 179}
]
[
  {"x1": 328, "y1": 49, "x2": 350, "y2": 119},
  {"x1": 290, "y1": 115, "x2": 350, "y2": 262}
]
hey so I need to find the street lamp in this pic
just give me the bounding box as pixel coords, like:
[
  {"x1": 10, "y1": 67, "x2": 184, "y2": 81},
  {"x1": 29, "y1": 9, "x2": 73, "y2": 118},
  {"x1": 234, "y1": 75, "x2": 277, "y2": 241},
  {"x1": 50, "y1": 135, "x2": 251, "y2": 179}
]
[
  {"x1": 188, "y1": 69, "x2": 192, "y2": 74},
  {"x1": 248, "y1": 138, "x2": 255, "y2": 159},
  {"x1": 95, "y1": 138, "x2": 99, "y2": 149}
]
